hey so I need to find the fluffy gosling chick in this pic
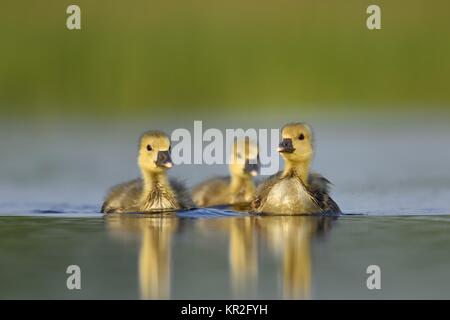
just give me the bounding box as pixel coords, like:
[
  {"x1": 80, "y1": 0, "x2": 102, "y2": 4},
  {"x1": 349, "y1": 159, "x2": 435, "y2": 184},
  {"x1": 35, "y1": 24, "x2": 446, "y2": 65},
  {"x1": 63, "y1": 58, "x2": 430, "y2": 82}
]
[
  {"x1": 192, "y1": 138, "x2": 260, "y2": 207},
  {"x1": 251, "y1": 123, "x2": 340, "y2": 215},
  {"x1": 101, "y1": 131, "x2": 192, "y2": 213}
]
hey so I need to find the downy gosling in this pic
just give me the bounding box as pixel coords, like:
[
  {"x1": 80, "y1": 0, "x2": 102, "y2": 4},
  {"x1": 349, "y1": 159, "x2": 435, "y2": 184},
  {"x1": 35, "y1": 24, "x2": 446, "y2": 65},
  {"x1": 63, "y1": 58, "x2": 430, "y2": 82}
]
[
  {"x1": 251, "y1": 123, "x2": 340, "y2": 215},
  {"x1": 101, "y1": 131, "x2": 192, "y2": 214},
  {"x1": 192, "y1": 138, "x2": 260, "y2": 207}
]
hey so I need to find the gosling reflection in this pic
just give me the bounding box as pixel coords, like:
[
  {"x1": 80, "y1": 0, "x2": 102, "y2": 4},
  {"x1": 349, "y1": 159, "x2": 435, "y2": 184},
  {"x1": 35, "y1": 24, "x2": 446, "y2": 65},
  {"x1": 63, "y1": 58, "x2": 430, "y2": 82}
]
[
  {"x1": 229, "y1": 217, "x2": 258, "y2": 296},
  {"x1": 196, "y1": 217, "x2": 258, "y2": 298},
  {"x1": 106, "y1": 213, "x2": 178, "y2": 299},
  {"x1": 257, "y1": 216, "x2": 335, "y2": 299}
]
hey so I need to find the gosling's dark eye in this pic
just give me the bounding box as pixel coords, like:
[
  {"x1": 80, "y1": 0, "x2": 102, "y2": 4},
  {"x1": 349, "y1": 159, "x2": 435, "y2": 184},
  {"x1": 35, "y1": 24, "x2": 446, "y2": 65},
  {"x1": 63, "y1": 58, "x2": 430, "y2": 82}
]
[
  {"x1": 299, "y1": 133, "x2": 305, "y2": 140},
  {"x1": 146, "y1": 144, "x2": 152, "y2": 151}
]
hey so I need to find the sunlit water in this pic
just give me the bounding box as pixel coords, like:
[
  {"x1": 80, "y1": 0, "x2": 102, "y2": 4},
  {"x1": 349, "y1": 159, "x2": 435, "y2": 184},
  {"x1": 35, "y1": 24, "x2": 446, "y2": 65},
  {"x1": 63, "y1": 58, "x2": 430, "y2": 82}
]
[{"x1": 1, "y1": 118, "x2": 449, "y2": 299}]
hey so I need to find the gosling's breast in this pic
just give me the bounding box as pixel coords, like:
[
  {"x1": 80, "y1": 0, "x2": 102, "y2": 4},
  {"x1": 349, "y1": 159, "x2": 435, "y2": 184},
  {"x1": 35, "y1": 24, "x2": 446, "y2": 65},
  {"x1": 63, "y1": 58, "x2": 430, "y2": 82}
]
[
  {"x1": 262, "y1": 178, "x2": 320, "y2": 214},
  {"x1": 143, "y1": 197, "x2": 178, "y2": 212},
  {"x1": 140, "y1": 186, "x2": 180, "y2": 212}
]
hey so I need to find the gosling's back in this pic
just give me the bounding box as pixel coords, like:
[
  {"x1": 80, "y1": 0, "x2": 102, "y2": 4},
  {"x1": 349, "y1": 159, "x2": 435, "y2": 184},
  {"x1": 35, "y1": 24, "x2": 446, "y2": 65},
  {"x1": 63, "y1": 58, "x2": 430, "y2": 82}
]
[{"x1": 192, "y1": 176, "x2": 231, "y2": 207}]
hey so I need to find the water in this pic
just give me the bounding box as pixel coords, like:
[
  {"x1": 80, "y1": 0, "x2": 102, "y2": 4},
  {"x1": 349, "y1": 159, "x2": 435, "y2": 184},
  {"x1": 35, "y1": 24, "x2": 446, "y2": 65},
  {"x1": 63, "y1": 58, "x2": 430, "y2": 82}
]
[
  {"x1": 1, "y1": 214, "x2": 449, "y2": 299},
  {"x1": 1, "y1": 117, "x2": 450, "y2": 299}
]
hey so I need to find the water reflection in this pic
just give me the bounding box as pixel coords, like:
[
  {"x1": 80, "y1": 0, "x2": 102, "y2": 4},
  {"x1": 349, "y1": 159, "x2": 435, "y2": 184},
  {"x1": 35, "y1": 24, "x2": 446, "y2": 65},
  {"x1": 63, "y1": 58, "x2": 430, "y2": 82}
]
[
  {"x1": 199, "y1": 215, "x2": 335, "y2": 299},
  {"x1": 258, "y1": 216, "x2": 334, "y2": 298},
  {"x1": 106, "y1": 213, "x2": 178, "y2": 299},
  {"x1": 105, "y1": 212, "x2": 335, "y2": 299},
  {"x1": 197, "y1": 216, "x2": 259, "y2": 297}
]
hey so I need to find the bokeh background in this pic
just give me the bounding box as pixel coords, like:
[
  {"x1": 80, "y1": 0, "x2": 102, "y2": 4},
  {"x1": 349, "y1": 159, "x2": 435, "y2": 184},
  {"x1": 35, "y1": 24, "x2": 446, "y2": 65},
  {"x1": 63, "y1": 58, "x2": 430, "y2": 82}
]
[
  {"x1": 1, "y1": 0, "x2": 450, "y2": 118},
  {"x1": 1, "y1": 0, "x2": 449, "y2": 213}
]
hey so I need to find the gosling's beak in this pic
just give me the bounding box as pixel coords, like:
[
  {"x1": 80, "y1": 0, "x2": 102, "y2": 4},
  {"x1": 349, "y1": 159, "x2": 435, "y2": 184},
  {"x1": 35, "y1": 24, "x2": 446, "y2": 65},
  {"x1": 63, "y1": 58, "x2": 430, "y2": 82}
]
[
  {"x1": 155, "y1": 150, "x2": 173, "y2": 168},
  {"x1": 277, "y1": 138, "x2": 295, "y2": 153},
  {"x1": 244, "y1": 158, "x2": 260, "y2": 176}
]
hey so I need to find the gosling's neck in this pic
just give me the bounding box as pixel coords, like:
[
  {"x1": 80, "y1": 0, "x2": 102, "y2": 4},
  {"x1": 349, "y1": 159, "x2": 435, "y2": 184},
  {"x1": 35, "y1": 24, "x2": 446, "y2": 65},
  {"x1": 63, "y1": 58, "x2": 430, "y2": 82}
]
[
  {"x1": 141, "y1": 169, "x2": 171, "y2": 196},
  {"x1": 282, "y1": 159, "x2": 311, "y2": 186}
]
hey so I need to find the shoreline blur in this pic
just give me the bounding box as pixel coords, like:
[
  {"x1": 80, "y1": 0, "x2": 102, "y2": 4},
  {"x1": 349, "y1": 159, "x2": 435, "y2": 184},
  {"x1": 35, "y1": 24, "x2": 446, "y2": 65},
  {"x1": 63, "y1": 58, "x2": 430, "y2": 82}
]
[{"x1": 1, "y1": 1, "x2": 450, "y2": 117}]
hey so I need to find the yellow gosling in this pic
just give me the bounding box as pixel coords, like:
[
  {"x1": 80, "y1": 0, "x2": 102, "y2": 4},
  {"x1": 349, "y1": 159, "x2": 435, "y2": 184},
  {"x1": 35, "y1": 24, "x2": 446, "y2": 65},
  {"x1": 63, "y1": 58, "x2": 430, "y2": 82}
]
[
  {"x1": 192, "y1": 138, "x2": 260, "y2": 208},
  {"x1": 252, "y1": 123, "x2": 340, "y2": 215},
  {"x1": 101, "y1": 130, "x2": 192, "y2": 213}
]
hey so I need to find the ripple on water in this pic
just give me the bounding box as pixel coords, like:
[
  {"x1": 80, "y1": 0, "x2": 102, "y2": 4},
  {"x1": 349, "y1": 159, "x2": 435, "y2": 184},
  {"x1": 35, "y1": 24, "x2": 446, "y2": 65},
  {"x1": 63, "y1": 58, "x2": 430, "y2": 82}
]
[
  {"x1": 0, "y1": 202, "x2": 243, "y2": 218},
  {"x1": 0, "y1": 201, "x2": 448, "y2": 218}
]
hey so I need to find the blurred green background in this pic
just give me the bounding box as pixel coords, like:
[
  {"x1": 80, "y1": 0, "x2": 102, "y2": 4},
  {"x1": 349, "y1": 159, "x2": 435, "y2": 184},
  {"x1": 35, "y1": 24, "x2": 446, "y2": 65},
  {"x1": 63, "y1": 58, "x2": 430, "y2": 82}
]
[{"x1": 1, "y1": 0, "x2": 449, "y2": 118}]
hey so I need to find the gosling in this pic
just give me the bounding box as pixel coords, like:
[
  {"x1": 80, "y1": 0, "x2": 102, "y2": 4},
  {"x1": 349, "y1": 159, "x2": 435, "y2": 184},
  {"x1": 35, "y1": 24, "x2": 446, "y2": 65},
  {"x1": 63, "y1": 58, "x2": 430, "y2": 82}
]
[
  {"x1": 101, "y1": 131, "x2": 192, "y2": 214},
  {"x1": 192, "y1": 138, "x2": 260, "y2": 208},
  {"x1": 251, "y1": 123, "x2": 340, "y2": 215}
]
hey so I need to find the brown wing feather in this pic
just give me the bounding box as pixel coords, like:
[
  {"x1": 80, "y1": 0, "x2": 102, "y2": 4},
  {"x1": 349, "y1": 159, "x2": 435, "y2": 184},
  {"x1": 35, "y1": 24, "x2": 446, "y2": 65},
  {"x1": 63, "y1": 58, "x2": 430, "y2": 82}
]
[
  {"x1": 101, "y1": 179, "x2": 142, "y2": 213},
  {"x1": 169, "y1": 178, "x2": 194, "y2": 209},
  {"x1": 307, "y1": 173, "x2": 341, "y2": 213}
]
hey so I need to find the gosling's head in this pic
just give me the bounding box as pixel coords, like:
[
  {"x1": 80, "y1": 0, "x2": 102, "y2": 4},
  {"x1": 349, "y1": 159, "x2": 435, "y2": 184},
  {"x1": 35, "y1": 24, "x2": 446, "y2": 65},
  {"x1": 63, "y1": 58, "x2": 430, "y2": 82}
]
[
  {"x1": 138, "y1": 131, "x2": 173, "y2": 173},
  {"x1": 277, "y1": 123, "x2": 314, "y2": 163},
  {"x1": 230, "y1": 138, "x2": 260, "y2": 178}
]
